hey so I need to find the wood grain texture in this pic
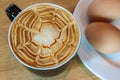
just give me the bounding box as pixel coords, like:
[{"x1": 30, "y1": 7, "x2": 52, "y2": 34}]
[{"x1": 0, "y1": 0, "x2": 100, "y2": 80}]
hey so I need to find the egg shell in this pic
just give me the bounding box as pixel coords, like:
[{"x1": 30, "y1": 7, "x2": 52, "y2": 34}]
[
  {"x1": 85, "y1": 22, "x2": 120, "y2": 54},
  {"x1": 87, "y1": 0, "x2": 120, "y2": 22}
]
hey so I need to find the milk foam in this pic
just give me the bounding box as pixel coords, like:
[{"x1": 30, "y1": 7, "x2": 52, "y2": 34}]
[{"x1": 34, "y1": 25, "x2": 59, "y2": 46}]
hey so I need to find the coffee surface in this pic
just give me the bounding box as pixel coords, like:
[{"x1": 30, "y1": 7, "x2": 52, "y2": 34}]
[{"x1": 10, "y1": 4, "x2": 80, "y2": 68}]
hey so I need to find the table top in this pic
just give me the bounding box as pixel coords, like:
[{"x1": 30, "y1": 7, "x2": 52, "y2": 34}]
[{"x1": 0, "y1": 0, "x2": 99, "y2": 80}]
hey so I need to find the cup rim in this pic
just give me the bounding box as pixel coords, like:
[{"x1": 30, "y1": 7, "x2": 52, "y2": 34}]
[{"x1": 8, "y1": 3, "x2": 81, "y2": 70}]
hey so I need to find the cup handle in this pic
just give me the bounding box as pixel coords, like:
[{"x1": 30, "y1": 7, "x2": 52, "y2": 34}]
[{"x1": 6, "y1": 3, "x2": 21, "y2": 21}]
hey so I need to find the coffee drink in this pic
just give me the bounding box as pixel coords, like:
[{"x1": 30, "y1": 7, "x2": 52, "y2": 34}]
[{"x1": 10, "y1": 4, "x2": 80, "y2": 68}]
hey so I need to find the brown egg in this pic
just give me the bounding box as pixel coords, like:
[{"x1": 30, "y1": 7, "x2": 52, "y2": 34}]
[
  {"x1": 87, "y1": 0, "x2": 120, "y2": 22},
  {"x1": 85, "y1": 22, "x2": 120, "y2": 54}
]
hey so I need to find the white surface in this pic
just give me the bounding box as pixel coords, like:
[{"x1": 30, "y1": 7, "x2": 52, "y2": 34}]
[{"x1": 73, "y1": 0, "x2": 120, "y2": 80}]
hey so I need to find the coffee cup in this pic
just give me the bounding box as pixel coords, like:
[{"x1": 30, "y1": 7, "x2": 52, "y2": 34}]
[{"x1": 6, "y1": 3, "x2": 81, "y2": 75}]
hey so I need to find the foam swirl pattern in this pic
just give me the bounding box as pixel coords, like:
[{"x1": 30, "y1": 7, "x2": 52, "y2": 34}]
[{"x1": 10, "y1": 5, "x2": 80, "y2": 68}]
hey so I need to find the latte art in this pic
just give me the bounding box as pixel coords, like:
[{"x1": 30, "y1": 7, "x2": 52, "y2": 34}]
[{"x1": 10, "y1": 4, "x2": 80, "y2": 68}]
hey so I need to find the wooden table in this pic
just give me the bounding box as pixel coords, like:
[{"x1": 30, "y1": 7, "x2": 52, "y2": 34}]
[{"x1": 0, "y1": 0, "x2": 100, "y2": 80}]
